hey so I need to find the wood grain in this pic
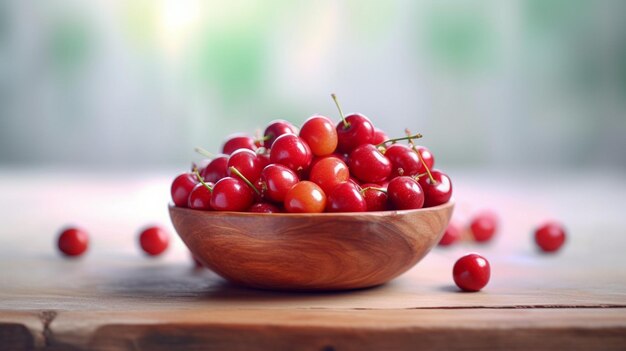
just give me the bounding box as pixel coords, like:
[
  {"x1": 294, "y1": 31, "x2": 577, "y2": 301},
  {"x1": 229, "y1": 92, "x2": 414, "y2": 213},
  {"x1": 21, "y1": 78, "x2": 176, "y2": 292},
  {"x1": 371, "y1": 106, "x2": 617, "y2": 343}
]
[
  {"x1": 169, "y1": 202, "x2": 454, "y2": 291},
  {"x1": 34, "y1": 309, "x2": 626, "y2": 351}
]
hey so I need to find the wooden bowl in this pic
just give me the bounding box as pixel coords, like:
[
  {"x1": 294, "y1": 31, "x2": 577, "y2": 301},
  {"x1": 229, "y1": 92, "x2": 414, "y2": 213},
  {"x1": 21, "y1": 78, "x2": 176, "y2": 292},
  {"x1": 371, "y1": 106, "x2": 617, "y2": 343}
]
[{"x1": 169, "y1": 202, "x2": 454, "y2": 291}]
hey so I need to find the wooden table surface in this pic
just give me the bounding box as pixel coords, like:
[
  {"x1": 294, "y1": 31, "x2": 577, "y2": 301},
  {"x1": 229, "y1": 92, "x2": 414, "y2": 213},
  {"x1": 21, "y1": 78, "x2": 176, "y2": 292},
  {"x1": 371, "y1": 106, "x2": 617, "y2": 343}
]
[{"x1": 1, "y1": 168, "x2": 625, "y2": 350}]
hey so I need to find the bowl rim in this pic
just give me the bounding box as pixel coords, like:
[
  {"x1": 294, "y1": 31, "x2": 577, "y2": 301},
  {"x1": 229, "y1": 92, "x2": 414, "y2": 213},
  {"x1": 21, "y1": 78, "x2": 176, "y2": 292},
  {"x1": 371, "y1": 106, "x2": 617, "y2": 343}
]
[{"x1": 169, "y1": 200, "x2": 454, "y2": 218}]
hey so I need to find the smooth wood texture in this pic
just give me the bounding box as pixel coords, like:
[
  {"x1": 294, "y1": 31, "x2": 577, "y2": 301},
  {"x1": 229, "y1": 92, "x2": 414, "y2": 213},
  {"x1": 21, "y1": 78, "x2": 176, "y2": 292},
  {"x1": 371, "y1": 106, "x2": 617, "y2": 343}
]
[
  {"x1": 1, "y1": 169, "x2": 625, "y2": 350},
  {"x1": 169, "y1": 202, "x2": 454, "y2": 291}
]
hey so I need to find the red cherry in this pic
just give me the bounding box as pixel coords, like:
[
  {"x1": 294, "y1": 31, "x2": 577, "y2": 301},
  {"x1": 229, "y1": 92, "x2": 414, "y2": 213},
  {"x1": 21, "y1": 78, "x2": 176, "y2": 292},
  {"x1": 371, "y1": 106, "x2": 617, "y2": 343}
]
[
  {"x1": 171, "y1": 173, "x2": 199, "y2": 207},
  {"x1": 299, "y1": 115, "x2": 338, "y2": 156},
  {"x1": 335, "y1": 113, "x2": 375, "y2": 153},
  {"x1": 309, "y1": 156, "x2": 350, "y2": 194},
  {"x1": 284, "y1": 181, "x2": 326, "y2": 213},
  {"x1": 270, "y1": 134, "x2": 313, "y2": 172},
  {"x1": 348, "y1": 176, "x2": 362, "y2": 187},
  {"x1": 227, "y1": 149, "x2": 264, "y2": 183},
  {"x1": 57, "y1": 227, "x2": 89, "y2": 257},
  {"x1": 418, "y1": 170, "x2": 453, "y2": 207},
  {"x1": 249, "y1": 202, "x2": 283, "y2": 213},
  {"x1": 210, "y1": 177, "x2": 255, "y2": 211},
  {"x1": 258, "y1": 164, "x2": 299, "y2": 203},
  {"x1": 360, "y1": 184, "x2": 389, "y2": 211},
  {"x1": 348, "y1": 144, "x2": 392, "y2": 183},
  {"x1": 326, "y1": 182, "x2": 367, "y2": 212},
  {"x1": 413, "y1": 145, "x2": 435, "y2": 173},
  {"x1": 257, "y1": 151, "x2": 271, "y2": 168},
  {"x1": 438, "y1": 222, "x2": 461, "y2": 246},
  {"x1": 469, "y1": 211, "x2": 498, "y2": 243},
  {"x1": 453, "y1": 253, "x2": 490, "y2": 292},
  {"x1": 387, "y1": 176, "x2": 424, "y2": 210},
  {"x1": 331, "y1": 94, "x2": 374, "y2": 153},
  {"x1": 371, "y1": 128, "x2": 389, "y2": 145},
  {"x1": 200, "y1": 155, "x2": 228, "y2": 183},
  {"x1": 188, "y1": 182, "x2": 214, "y2": 210},
  {"x1": 222, "y1": 134, "x2": 256, "y2": 155},
  {"x1": 263, "y1": 120, "x2": 298, "y2": 148},
  {"x1": 139, "y1": 226, "x2": 170, "y2": 256},
  {"x1": 385, "y1": 144, "x2": 421, "y2": 177},
  {"x1": 534, "y1": 222, "x2": 566, "y2": 252}
]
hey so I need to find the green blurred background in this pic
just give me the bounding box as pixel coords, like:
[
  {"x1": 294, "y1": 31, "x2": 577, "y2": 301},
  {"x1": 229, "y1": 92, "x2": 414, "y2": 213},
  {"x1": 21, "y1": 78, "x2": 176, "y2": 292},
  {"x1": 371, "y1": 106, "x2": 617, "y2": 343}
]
[{"x1": 0, "y1": 0, "x2": 625, "y2": 171}]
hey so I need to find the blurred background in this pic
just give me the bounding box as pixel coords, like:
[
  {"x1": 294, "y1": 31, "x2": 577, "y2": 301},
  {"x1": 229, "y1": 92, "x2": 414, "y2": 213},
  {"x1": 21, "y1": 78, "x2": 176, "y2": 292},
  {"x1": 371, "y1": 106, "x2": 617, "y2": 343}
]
[{"x1": 1, "y1": 0, "x2": 625, "y2": 171}]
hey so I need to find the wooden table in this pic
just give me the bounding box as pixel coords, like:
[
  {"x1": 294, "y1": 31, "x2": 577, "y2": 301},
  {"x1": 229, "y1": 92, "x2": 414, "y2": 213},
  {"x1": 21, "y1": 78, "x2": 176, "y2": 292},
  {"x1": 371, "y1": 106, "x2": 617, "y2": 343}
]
[{"x1": 1, "y1": 169, "x2": 625, "y2": 350}]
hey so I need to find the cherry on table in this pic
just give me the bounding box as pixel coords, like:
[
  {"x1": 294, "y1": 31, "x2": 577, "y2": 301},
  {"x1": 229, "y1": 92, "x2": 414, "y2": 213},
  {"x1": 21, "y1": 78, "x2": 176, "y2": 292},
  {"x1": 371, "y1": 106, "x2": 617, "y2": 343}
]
[
  {"x1": 284, "y1": 181, "x2": 326, "y2": 213},
  {"x1": 309, "y1": 156, "x2": 350, "y2": 194},
  {"x1": 326, "y1": 182, "x2": 367, "y2": 212},
  {"x1": 438, "y1": 222, "x2": 460, "y2": 246},
  {"x1": 263, "y1": 120, "x2": 298, "y2": 148},
  {"x1": 210, "y1": 176, "x2": 255, "y2": 212},
  {"x1": 469, "y1": 211, "x2": 498, "y2": 243},
  {"x1": 171, "y1": 173, "x2": 199, "y2": 208},
  {"x1": 534, "y1": 222, "x2": 566, "y2": 253},
  {"x1": 139, "y1": 226, "x2": 170, "y2": 256},
  {"x1": 418, "y1": 169, "x2": 453, "y2": 207},
  {"x1": 269, "y1": 134, "x2": 313, "y2": 173},
  {"x1": 257, "y1": 164, "x2": 299, "y2": 203},
  {"x1": 222, "y1": 134, "x2": 256, "y2": 155},
  {"x1": 299, "y1": 115, "x2": 338, "y2": 156},
  {"x1": 387, "y1": 176, "x2": 424, "y2": 210},
  {"x1": 57, "y1": 227, "x2": 89, "y2": 257},
  {"x1": 226, "y1": 149, "x2": 264, "y2": 183},
  {"x1": 453, "y1": 253, "x2": 490, "y2": 292},
  {"x1": 348, "y1": 144, "x2": 392, "y2": 183},
  {"x1": 331, "y1": 94, "x2": 375, "y2": 153}
]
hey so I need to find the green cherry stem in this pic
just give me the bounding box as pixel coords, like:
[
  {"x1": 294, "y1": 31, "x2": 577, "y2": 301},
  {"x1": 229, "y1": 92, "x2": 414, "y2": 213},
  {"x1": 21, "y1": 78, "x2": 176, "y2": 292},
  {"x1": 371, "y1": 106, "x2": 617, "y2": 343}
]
[
  {"x1": 193, "y1": 170, "x2": 213, "y2": 192},
  {"x1": 228, "y1": 166, "x2": 261, "y2": 196},
  {"x1": 412, "y1": 145, "x2": 436, "y2": 184},
  {"x1": 360, "y1": 186, "x2": 388, "y2": 194},
  {"x1": 194, "y1": 147, "x2": 214, "y2": 158},
  {"x1": 376, "y1": 133, "x2": 423, "y2": 148},
  {"x1": 404, "y1": 128, "x2": 436, "y2": 184},
  {"x1": 331, "y1": 93, "x2": 350, "y2": 129}
]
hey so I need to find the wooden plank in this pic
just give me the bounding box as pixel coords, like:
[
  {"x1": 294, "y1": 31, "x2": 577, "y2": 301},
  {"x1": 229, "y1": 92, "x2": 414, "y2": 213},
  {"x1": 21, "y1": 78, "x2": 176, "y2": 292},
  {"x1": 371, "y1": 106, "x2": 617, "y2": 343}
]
[
  {"x1": 46, "y1": 309, "x2": 626, "y2": 351},
  {"x1": 0, "y1": 311, "x2": 46, "y2": 350}
]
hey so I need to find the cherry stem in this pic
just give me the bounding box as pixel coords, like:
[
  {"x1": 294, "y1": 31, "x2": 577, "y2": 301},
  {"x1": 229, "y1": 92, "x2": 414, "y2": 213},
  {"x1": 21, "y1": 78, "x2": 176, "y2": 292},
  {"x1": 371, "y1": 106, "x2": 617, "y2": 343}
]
[
  {"x1": 413, "y1": 172, "x2": 428, "y2": 180},
  {"x1": 228, "y1": 166, "x2": 261, "y2": 196},
  {"x1": 360, "y1": 186, "x2": 388, "y2": 194},
  {"x1": 194, "y1": 147, "x2": 214, "y2": 158},
  {"x1": 403, "y1": 129, "x2": 436, "y2": 184},
  {"x1": 376, "y1": 133, "x2": 423, "y2": 148},
  {"x1": 193, "y1": 170, "x2": 213, "y2": 192},
  {"x1": 331, "y1": 93, "x2": 350, "y2": 129},
  {"x1": 412, "y1": 146, "x2": 436, "y2": 184}
]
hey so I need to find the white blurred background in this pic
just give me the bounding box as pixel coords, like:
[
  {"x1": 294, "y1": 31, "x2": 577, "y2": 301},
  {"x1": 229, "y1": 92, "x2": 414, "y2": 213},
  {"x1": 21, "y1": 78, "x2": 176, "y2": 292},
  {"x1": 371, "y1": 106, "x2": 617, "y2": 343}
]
[{"x1": 0, "y1": 0, "x2": 625, "y2": 171}]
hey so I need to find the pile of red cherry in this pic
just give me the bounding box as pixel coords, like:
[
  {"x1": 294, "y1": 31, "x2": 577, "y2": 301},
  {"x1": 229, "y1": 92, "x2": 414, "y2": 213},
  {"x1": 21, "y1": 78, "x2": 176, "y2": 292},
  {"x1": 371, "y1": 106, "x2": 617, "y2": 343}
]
[{"x1": 171, "y1": 95, "x2": 452, "y2": 213}]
